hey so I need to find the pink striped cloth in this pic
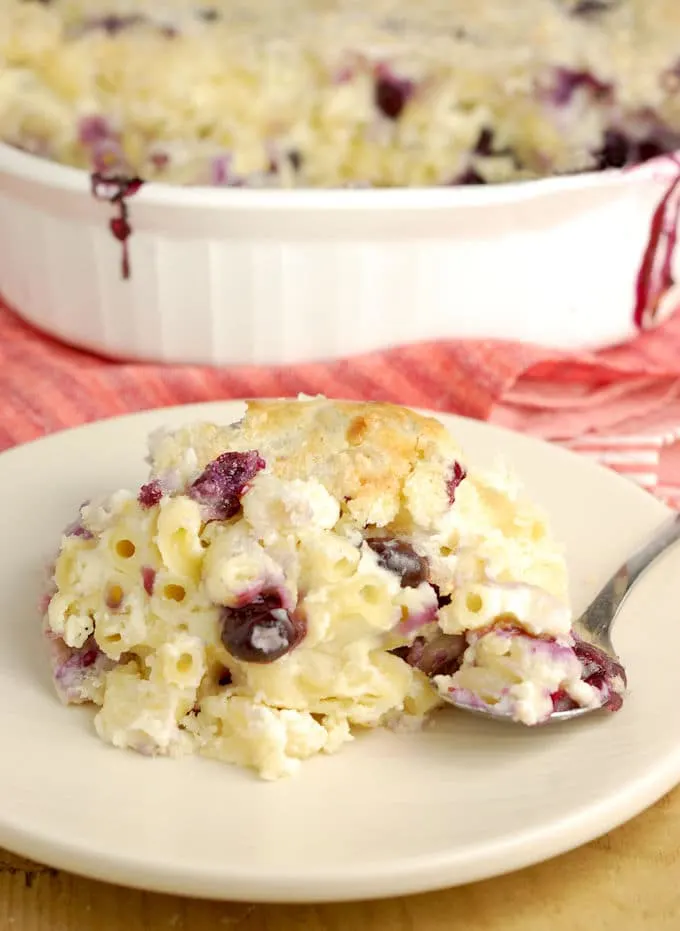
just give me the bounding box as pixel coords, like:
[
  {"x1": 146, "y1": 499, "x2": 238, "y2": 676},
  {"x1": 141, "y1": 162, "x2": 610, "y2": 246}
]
[{"x1": 2, "y1": 297, "x2": 680, "y2": 508}]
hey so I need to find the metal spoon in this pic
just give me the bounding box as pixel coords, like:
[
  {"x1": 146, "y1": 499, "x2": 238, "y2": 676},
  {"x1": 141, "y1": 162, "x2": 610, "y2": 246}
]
[{"x1": 440, "y1": 510, "x2": 680, "y2": 723}]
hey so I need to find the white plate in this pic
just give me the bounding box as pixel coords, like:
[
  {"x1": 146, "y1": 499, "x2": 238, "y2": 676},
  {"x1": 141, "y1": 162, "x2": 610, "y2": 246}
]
[{"x1": 0, "y1": 401, "x2": 679, "y2": 903}]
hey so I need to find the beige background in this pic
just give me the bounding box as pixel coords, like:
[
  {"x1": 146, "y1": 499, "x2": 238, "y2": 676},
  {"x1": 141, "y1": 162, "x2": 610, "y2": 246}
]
[{"x1": 1, "y1": 785, "x2": 678, "y2": 931}]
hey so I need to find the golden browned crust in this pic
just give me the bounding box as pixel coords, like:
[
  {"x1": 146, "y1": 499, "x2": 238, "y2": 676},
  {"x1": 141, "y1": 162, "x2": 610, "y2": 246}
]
[{"x1": 150, "y1": 397, "x2": 464, "y2": 529}]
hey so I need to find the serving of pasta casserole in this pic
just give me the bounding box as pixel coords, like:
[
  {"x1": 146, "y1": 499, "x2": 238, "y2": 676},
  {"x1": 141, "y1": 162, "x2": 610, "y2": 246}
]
[{"x1": 43, "y1": 397, "x2": 625, "y2": 780}]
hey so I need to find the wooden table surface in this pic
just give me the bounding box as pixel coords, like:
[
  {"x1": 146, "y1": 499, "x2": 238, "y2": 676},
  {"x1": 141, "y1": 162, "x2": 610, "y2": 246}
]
[{"x1": 2, "y1": 784, "x2": 679, "y2": 931}]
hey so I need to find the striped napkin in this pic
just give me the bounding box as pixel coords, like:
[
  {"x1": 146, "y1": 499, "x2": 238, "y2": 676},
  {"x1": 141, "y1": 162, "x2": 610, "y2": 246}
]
[{"x1": 2, "y1": 298, "x2": 680, "y2": 508}]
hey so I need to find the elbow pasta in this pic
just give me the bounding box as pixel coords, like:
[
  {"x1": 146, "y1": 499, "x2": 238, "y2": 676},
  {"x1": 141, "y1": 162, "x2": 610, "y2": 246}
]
[
  {"x1": 202, "y1": 525, "x2": 287, "y2": 607},
  {"x1": 104, "y1": 521, "x2": 158, "y2": 576},
  {"x1": 295, "y1": 531, "x2": 361, "y2": 592},
  {"x1": 94, "y1": 589, "x2": 148, "y2": 659},
  {"x1": 438, "y1": 581, "x2": 572, "y2": 639},
  {"x1": 47, "y1": 592, "x2": 93, "y2": 648},
  {"x1": 300, "y1": 573, "x2": 398, "y2": 650},
  {"x1": 154, "y1": 496, "x2": 204, "y2": 582},
  {"x1": 43, "y1": 400, "x2": 611, "y2": 779},
  {"x1": 53, "y1": 536, "x2": 98, "y2": 593},
  {"x1": 148, "y1": 634, "x2": 207, "y2": 690}
]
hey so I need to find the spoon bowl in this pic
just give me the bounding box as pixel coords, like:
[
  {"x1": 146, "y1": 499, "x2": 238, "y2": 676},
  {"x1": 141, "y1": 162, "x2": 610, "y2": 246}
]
[{"x1": 439, "y1": 511, "x2": 680, "y2": 724}]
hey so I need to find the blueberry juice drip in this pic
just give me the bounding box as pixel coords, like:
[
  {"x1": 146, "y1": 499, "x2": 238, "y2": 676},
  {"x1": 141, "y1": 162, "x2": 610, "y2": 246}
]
[
  {"x1": 91, "y1": 173, "x2": 144, "y2": 279},
  {"x1": 633, "y1": 164, "x2": 680, "y2": 329}
]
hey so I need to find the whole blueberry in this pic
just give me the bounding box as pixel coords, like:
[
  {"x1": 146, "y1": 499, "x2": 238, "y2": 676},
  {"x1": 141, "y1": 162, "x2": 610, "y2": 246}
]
[
  {"x1": 220, "y1": 594, "x2": 304, "y2": 663},
  {"x1": 365, "y1": 538, "x2": 428, "y2": 588}
]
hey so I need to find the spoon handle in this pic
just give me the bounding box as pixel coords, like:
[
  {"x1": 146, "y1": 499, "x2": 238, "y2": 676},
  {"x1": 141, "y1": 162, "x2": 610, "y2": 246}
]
[
  {"x1": 579, "y1": 510, "x2": 680, "y2": 643},
  {"x1": 626, "y1": 510, "x2": 680, "y2": 585}
]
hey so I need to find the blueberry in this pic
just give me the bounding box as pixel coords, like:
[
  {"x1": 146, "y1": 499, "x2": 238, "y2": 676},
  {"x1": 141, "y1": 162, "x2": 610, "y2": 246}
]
[
  {"x1": 596, "y1": 130, "x2": 630, "y2": 169},
  {"x1": 595, "y1": 131, "x2": 666, "y2": 171},
  {"x1": 220, "y1": 595, "x2": 304, "y2": 664},
  {"x1": 92, "y1": 14, "x2": 145, "y2": 35},
  {"x1": 474, "y1": 128, "x2": 495, "y2": 156},
  {"x1": 446, "y1": 461, "x2": 467, "y2": 503},
  {"x1": 365, "y1": 538, "x2": 428, "y2": 588},
  {"x1": 432, "y1": 585, "x2": 452, "y2": 608},
  {"x1": 573, "y1": 637, "x2": 627, "y2": 688},
  {"x1": 638, "y1": 139, "x2": 665, "y2": 163},
  {"x1": 374, "y1": 73, "x2": 415, "y2": 120},
  {"x1": 138, "y1": 480, "x2": 163, "y2": 509},
  {"x1": 188, "y1": 450, "x2": 266, "y2": 520},
  {"x1": 455, "y1": 168, "x2": 486, "y2": 185},
  {"x1": 570, "y1": 0, "x2": 619, "y2": 14},
  {"x1": 392, "y1": 633, "x2": 466, "y2": 676},
  {"x1": 288, "y1": 150, "x2": 303, "y2": 171}
]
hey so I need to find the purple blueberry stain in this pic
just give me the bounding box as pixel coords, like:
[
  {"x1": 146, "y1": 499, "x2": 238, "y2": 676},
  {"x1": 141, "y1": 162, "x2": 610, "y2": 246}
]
[
  {"x1": 81, "y1": 14, "x2": 145, "y2": 35},
  {"x1": 141, "y1": 567, "x2": 156, "y2": 596},
  {"x1": 549, "y1": 636, "x2": 626, "y2": 714},
  {"x1": 63, "y1": 518, "x2": 94, "y2": 540},
  {"x1": 334, "y1": 64, "x2": 356, "y2": 85},
  {"x1": 573, "y1": 636, "x2": 627, "y2": 688},
  {"x1": 91, "y1": 173, "x2": 144, "y2": 280},
  {"x1": 446, "y1": 461, "x2": 467, "y2": 504},
  {"x1": 105, "y1": 584, "x2": 124, "y2": 611},
  {"x1": 546, "y1": 68, "x2": 612, "y2": 107},
  {"x1": 78, "y1": 116, "x2": 128, "y2": 175},
  {"x1": 220, "y1": 591, "x2": 305, "y2": 663},
  {"x1": 365, "y1": 538, "x2": 428, "y2": 588},
  {"x1": 374, "y1": 67, "x2": 415, "y2": 120},
  {"x1": 71, "y1": 14, "x2": 177, "y2": 39},
  {"x1": 210, "y1": 153, "x2": 234, "y2": 186},
  {"x1": 39, "y1": 591, "x2": 54, "y2": 615},
  {"x1": 149, "y1": 150, "x2": 170, "y2": 172},
  {"x1": 397, "y1": 600, "x2": 439, "y2": 635},
  {"x1": 550, "y1": 688, "x2": 574, "y2": 713},
  {"x1": 78, "y1": 115, "x2": 112, "y2": 146},
  {"x1": 188, "y1": 450, "x2": 266, "y2": 521},
  {"x1": 138, "y1": 479, "x2": 164, "y2": 509},
  {"x1": 49, "y1": 635, "x2": 115, "y2": 704}
]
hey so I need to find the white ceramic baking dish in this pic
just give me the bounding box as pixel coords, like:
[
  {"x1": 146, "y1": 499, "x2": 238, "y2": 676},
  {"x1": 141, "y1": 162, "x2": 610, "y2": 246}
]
[{"x1": 0, "y1": 141, "x2": 678, "y2": 367}]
